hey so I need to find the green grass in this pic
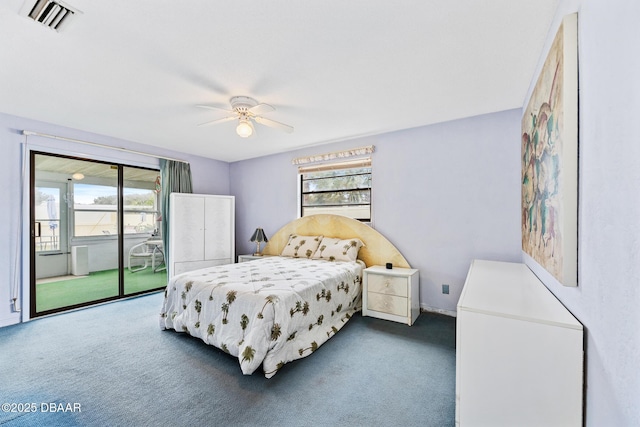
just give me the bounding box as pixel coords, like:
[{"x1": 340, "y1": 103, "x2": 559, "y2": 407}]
[{"x1": 36, "y1": 267, "x2": 167, "y2": 313}]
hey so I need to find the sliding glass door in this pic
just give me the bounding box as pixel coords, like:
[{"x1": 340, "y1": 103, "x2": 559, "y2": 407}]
[
  {"x1": 123, "y1": 165, "x2": 165, "y2": 295},
  {"x1": 31, "y1": 152, "x2": 165, "y2": 317}
]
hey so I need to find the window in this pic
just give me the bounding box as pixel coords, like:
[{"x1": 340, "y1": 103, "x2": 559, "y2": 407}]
[
  {"x1": 299, "y1": 158, "x2": 372, "y2": 221},
  {"x1": 73, "y1": 183, "x2": 159, "y2": 237},
  {"x1": 122, "y1": 186, "x2": 159, "y2": 235},
  {"x1": 73, "y1": 183, "x2": 118, "y2": 236},
  {"x1": 34, "y1": 186, "x2": 62, "y2": 252}
]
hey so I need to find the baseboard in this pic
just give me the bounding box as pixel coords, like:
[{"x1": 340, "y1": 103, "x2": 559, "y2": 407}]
[
  {"x1": 0, "y1": 314, "x2": 22, "y2": 328},
  {"x1": 420, "y1": 305, "x2": 457, "y2": 317}
]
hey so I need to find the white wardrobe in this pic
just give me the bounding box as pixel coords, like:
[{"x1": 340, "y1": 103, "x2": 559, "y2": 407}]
[
  {"x1": 456, "y1": 259, "x2": 583, "y2": 427},
  {"x1": 168, "y1": 193, "x2": 235, "y2": 278}
]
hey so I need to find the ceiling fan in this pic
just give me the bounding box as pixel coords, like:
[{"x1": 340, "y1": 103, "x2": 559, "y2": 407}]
[{"x1": 197, "y1": 96, "x2": 294, "y2": 138}]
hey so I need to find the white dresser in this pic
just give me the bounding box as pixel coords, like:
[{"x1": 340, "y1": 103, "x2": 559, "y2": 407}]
[
  {"x1": 168, "y1": 193, "x2": 235, "y2": 278},
  {"x1": 455, "y1": 259, "x2": 583, "y2": 427},
  {"x1": 362, "y1": 265, "x2": 419, "y2": 325}
]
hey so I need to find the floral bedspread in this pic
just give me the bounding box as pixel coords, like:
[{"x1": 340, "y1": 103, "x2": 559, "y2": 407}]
[{"x1": 160, "y1": 256, "x2": 363, "y2": 378}]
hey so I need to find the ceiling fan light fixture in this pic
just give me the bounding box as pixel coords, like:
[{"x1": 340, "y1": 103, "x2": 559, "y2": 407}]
[
  {"x1": 197, "y1": 96, "x2": 292, "y2": 136},
  {"x1": 236, "y1": 119, "x2": 253, "y2": 138}
]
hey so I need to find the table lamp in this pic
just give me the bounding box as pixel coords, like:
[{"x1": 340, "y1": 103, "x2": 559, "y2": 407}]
[{"x1": 249, "y1": 227, "x2": 268, "y2": 256}]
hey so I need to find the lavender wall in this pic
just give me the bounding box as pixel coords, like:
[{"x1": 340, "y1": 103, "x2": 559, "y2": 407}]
[
  {"x1": 0, "y1": 112, "x2": 230, "y2": 326},
  {"x1": 230, "y1": 109, "x2": 522, "y2": 314},
  {"x1": 522, "y1": 1, "x2": 640, "y2": 425}
]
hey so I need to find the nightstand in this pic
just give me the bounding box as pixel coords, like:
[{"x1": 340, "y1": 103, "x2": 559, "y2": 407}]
[
  {"x1": 238, "y1": 254, "x2": 271, "y2": 263},
  {"x1": 362, "y1": 265, "x2": 420, "y2": 325}
]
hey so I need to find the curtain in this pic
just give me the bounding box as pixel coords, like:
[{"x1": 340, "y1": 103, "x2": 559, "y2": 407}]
[{"x1": 160, "y1": 159, "x2": 193, "y2": 270}]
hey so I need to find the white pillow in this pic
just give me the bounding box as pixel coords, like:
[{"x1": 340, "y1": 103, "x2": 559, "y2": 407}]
[
  {"x1": 280, "y1": 234, "x2": 323, "y2": 258},
  {"x1": 312, "y1": 237, "x2": 365, "y2": 262}
]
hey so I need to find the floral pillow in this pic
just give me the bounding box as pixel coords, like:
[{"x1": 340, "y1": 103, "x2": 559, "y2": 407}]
[
  {"x1": 280, "y1": 234, "x2": 323, "y2": 258},
  {"x1": 312, "y1": 237, "x2": 365, "y2": 262}
]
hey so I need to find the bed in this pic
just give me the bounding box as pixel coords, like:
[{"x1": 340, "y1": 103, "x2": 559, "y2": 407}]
[{"x1": 160, "y1": 214, "x2": 410, "y2": 378}]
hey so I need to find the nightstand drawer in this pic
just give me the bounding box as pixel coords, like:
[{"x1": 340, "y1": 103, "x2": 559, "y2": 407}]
[
  {"x1": 366, "y1": 273, "x2": 408, "y2": 297},
  {"x1": 367, "y1": 292, "x2": 408, "y2": 317}
]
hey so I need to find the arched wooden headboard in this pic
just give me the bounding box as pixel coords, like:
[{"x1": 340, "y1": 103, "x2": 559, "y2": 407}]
[{"x1": 262, "y1": 214, "x2": 410, "y2": 268}]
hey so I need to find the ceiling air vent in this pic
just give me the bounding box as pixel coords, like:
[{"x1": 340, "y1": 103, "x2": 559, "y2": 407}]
[{"x1": 20, "y1": 0, "x2": 81, "y2": 32}]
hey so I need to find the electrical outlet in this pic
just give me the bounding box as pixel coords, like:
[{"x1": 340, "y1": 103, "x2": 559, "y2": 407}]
[{"x1": 442, "y1": 284, "x2": 450, "y2": 294}]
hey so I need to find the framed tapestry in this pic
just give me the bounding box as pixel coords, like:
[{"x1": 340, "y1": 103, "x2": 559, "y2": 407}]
[{"x1": 522, "y1": 13, "x2": 578, "y2": 287}]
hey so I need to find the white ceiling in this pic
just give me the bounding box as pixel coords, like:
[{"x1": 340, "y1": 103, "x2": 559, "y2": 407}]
[{"x1": 0, "y1": 1, "x2": 558, "y2": 162}]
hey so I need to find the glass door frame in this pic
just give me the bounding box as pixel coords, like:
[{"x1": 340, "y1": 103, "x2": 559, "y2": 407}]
[{"x1": 29, "y1": 151, "x2": 164, "y2": 318}]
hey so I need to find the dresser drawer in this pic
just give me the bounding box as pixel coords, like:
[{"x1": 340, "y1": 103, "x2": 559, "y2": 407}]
[
  {"x1": 367, "y1": 292, "x2": 408, "y2": 317},
  {"x1": 366, "y1": 273, "x2": 408, "y2": 297}
]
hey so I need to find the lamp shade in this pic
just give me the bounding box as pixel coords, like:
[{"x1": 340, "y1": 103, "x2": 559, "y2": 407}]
[
  {"x1": 249, "y1": 227, "x2": 268, "y2": 243},
  {"x1": 236, "y1": 119, "x2": 253, "y2": 138}
]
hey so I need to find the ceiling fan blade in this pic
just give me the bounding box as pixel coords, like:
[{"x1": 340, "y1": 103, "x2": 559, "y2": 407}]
[
  {"x1": 254, "y1": 116, "x2": 294, "y2": 133},
  {"x1": 197, "y1": 115, "x2": 237, "y2": 127},
  {"x1": 196, "y1": 104, "x2": 234, "y2": 114},
  {"x1": 249, "y1": 103, "x2": 275, "y2": 115}
]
